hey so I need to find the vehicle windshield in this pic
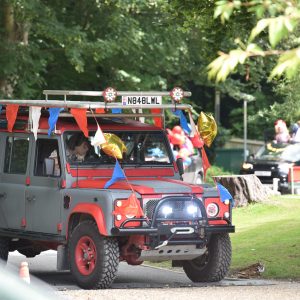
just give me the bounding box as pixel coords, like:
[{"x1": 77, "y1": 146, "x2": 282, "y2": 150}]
[
  {"x1": 64, "y1": 131, "x2": 172, "y2": 165},
  {"x1": 256, "y1": 142, "x2": 300, "y2": 162}
]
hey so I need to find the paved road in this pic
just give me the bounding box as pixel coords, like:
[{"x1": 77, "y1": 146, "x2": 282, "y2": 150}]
[{"x1": 7, "y1": 251, "x2": 300, "y2": 300}]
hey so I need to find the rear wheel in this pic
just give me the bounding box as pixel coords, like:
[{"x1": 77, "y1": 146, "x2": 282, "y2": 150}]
[
  {"x1": 69, "y1": 220, "x2": 119, "y2": 289},
  {"x1": 183, "y1": 233, "x2": 231, "y2": 282},
  {"x1": 0, "y1": 237, "x2": 9, "y2": 263}
]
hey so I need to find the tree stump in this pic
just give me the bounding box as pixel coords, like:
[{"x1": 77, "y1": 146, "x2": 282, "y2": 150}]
[{"x1": 213, "y1": 174, "x2": 276, "y2": 207}]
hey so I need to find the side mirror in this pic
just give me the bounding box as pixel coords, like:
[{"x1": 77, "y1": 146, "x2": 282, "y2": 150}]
[
  {"x1": 44, "y1": 158, "x2": 55, "y2": 176},
  {"x1": 176, "y1": 158, "x2": 184, "y2": 176}
]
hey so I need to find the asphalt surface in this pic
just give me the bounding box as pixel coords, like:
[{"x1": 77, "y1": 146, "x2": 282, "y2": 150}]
[{"x1": 7, "y1": 251, "x2": 300, "y2": 300}]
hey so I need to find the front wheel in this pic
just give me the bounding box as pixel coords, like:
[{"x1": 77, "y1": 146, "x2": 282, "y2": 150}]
[
  {"x1": 69, "y1": 220, "x2": 119, "y2": 289},
  {"x1": 183, "y1": 233, "x2": 231, "y2": 282}
]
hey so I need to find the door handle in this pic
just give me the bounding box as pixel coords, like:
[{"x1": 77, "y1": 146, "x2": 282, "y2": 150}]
[
  {"x1": 0, "y1": 192, "x2": 6, "y2": 199},
  {"x1": 26, "y1": 195, "x2": 36, "y2": 202}
]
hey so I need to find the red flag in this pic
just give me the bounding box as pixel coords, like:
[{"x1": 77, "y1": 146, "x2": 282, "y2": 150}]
[
  {"x1": 6, "y1": 104, "x2": 19, "y2": 132},
  {"x1": 95, "y1": 108, "x2": 105, "y2": 114},
  {"x1": 201, "y1": 147, "x2": 211, "y2": 180},
  {"x1": 151, "y1": 109, "x2": 163, "y2": 128},
  {"x1": 70, "y1": 108, "x2": 88, "y2": 137},
  {"x1": 115, "y1": 192, "x2": 144, "y2": 218}
]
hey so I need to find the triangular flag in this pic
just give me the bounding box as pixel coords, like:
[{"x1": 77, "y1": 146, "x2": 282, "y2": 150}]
[
  {"x1": 173, "y1": 110, "x2": 191, "y2": 134},
  {"x1": 30, "y1": 106, "x2": 41, "y2": 140},
  {"x1": 91, "y1": 124, "x2": 106, "y2": 146},
  {"x1": 6, "y1": 104, "x2": 19, "y2": 132},
  {"x1": 188, "y1": 110, "x2": 197, "y2": 137},
  {"x1": 70, "y1": 108, "x2": 89, "y2": 137},
  {"x1": 95, "y1": 108, "x2": 105, "y2": 114},
  {"x1": 216, "y1": 183, "x2": 234, "y2": 206},
  {"x1": 104, "y1": 160, "x2": 126, "y2": 189},
  {"x1": 151, "y1": 108, "x2": 163, "y2": 128},
  {"x1": 201, "y1": 147, "x2": 211, "y2": 180},
  {"x1": 48, "y1": 107, "x2": 63, "y2": 136},
  {"x1": 112, "y1": 108, "x2": 122, "y2": 114},
  {"x1": 122, "y1": 192, "x2": 144, "y2": 218}
]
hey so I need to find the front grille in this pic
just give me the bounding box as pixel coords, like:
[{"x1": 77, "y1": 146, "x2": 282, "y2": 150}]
[{"x1": 144, "y1": 199, "x2": 159, "y2": 219}]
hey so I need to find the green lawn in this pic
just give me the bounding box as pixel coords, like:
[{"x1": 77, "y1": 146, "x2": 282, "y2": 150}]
[
  {"x1": 146, "y1": 195, "x2": 300, "y2": 280},
  {"x1": 231, "y1": 195, "x2": 300, "y2": 279}
]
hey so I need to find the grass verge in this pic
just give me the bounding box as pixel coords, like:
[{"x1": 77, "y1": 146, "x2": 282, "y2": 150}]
[{"x1": 231, "y1": 195, "x2": 300, "y2": 279}]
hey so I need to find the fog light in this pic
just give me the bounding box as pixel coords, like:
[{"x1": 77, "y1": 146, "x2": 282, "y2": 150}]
[
  {"x1": 187, "y1": 205, "x2": 198, "y2": 215},
  {"x1": 224, "y1": 212, "x2": 230, "y2": 218},
  {"x1": 116, "y1": 200, "x2": 122, "y2": 207},
  {"x1": 162, "y1": 206, "x2": 173, "y2": 216},
  {"x1": 116, "y1": 214, "x2": 122, "y2": 221}
]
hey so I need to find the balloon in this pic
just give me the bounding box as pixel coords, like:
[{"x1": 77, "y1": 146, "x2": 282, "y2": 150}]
[
  {"x1": 172, "y1": 133, "x2": 185, "y2": 145},
  {"x1": 172, "y1": 125, "x2": 183, "y2": 135},
  {"x1": 197, "y1": 112, "x2": 217, "y2": 147},
  {"x1": 101, "y1": 133, "x2": 127, "y2": 159}
]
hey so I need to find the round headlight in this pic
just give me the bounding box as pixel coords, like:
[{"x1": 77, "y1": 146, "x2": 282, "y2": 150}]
[{"x1": 206, "y1": 203, "x2": 219, "y2": 217}]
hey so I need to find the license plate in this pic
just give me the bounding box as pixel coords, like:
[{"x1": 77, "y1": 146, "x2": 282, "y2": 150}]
[
  {"x1": 122, "y1": 96, "x2": 162, "y2": 106},
  {"x1": 255, "y1": 171, "x2": 272, "y2": 177}
]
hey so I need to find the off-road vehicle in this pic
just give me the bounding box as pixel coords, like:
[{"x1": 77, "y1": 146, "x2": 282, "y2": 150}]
[{"x1": 0, "y1": 89, "x2": 234, "y2": 289}]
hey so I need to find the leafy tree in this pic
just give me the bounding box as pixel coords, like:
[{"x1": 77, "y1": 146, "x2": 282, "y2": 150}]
[{"x1": 208, "y1": 0, "x2": 300, "y2": 81}]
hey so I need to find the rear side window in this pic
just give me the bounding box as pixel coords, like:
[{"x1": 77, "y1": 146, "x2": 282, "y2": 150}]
[{"x1": 4, "y1": 137, "x2": 29, "y2": 174}]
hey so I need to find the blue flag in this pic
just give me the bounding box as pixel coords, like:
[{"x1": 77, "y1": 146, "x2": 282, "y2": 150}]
[
  {"x1": 48, "y1": 108, "x2": 63, "y2": 136},
  {"x1": 217, "y1": 183, "x2": 234, "y2": 206},
  {"x1": 112, "y1": 108, "x2": 122, "y2": 114},
  {"x1": 104, "y1": 160, "x2": 126, "y2": 189},
  {"x1": 173, "y1": 110, "x2": 191, "y2": 134}
]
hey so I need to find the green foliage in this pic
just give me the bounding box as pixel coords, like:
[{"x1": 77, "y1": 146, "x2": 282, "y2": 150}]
[{"x1": 209, "y1": 0, "x2": 300, "y2": 81}]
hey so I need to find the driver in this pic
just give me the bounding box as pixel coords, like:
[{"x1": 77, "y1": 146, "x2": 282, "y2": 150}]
[{"x1": 67, "y1": 132, "x2": 95, "y2": 162}]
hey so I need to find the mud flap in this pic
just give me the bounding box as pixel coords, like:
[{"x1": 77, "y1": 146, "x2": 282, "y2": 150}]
[{"x1": 57, "y1": 245, "x2": 70, "y2": 271}]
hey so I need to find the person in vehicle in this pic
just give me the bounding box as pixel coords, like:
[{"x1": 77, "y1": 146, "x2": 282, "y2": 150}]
[{"x1": 66, "y1": 132, "x2": 96, "y2": 162}]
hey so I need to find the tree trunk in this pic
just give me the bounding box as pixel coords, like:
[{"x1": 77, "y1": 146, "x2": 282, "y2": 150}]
[
  {"x1": 213, "y1": 174, "x2": 277, "y2": 207},
  {"x1": 0, "y1": 1, "x2": 30, "y2": 97}
]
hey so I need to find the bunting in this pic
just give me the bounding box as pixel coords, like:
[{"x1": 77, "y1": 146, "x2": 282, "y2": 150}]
[
  {"x1": 95, "y1": 108, "x2": 105, "y2": 114},
  {"x1": 104, "y1": 160, "x2": 126, "y2": 189},
  {"x1": 121, "y1": 192, "x2": 144, "y2": 218},
  {"x1": 216, "y1": 183, "x2": 234, "y2": 206},
  {"x1": 112, "y1": 108, "x2": 122, "y2": 114},
  {"x1": 70, "y1": 108, "x2": 89, "y2": 137},
  {"x1": 6, "y1": 104, "x2": 19, "y2": 132},
  {"x1": 151, "y1": 108, "x2": 163, "y2": 128},
  {"x1": 91, "y1": 124, "x2": 106, "y2": 147},
  {"x1": 173, "y1": 110, "x2": 191, "y2": 134},
  {"x1": 48, "y1": 107, "x2": 63, "y2": 136},
  {"x1": 30, "y1": 106, "x2": 41, "y2": 140},
  {"x1": 201, "y1": 147, "x2": 211, "y2": 180}
]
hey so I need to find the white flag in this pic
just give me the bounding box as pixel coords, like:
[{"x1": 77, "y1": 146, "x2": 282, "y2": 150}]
[
  {"x1": 188, "y1": 110, "x2": 197, "y2": 137},
  {"x1": 30, "y1": 106, "x2": 41, "y2": 140},
  {"x1": 91, "y1": 125, "x2": 106, "y2": 146}
]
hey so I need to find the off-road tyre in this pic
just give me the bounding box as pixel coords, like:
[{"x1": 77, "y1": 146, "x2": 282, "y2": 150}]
[
  {"x1": 0, "y1": 237, "x2": 9, "y2": 263},
  {"x1": 183, "y1": 233, "x2": 231, "y2": 282},
  {"x1": 18, "y1": 248, "x2": 41, "y2": 258},
  {"x1": 69, "y1": 220, "x2": 119, "y2": 289}
]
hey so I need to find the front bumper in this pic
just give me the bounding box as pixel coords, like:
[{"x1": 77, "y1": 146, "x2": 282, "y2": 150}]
[{"x1": 111, "y1": 196, "x2": 235, "y2": 249}]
